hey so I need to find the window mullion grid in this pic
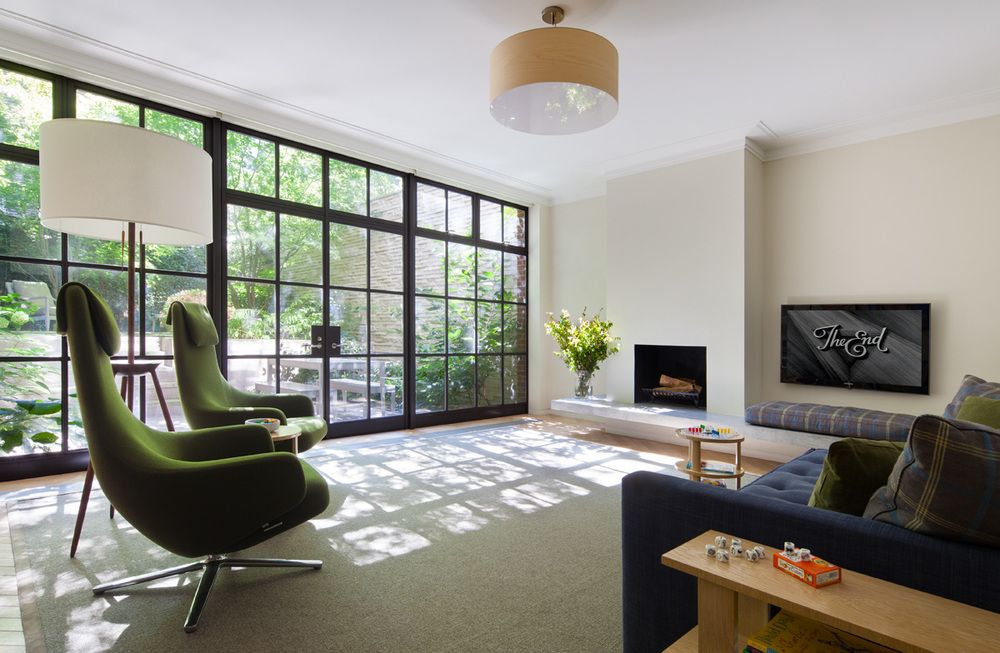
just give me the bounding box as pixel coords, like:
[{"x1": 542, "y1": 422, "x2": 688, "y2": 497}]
[{"x1": 322, "y1": 156, "x2": 331, "y2": 425}]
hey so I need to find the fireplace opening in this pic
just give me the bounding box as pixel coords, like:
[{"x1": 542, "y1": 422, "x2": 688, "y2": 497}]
[{"x1": 634, "y1": 344, "x2": 707, "y2": 408}]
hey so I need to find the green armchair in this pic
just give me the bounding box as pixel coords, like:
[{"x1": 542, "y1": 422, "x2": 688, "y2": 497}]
[
  {"x1": 58, "y1": 283, "x2": 330, "y2": 632},
  {"x1": 166, "y1": 301, "x2": 327, "y2": 452}
]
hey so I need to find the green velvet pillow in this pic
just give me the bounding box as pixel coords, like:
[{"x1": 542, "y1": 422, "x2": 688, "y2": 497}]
[
  {"x1": 956, "y1": 396, "x2": 1000, "y2": 429},
  {"x1": 808, "y1": 438, "x2": 905, "y2": 515}
]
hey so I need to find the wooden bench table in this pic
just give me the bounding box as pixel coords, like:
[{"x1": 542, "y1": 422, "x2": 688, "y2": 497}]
[{"x1": 661, "y1": 529, "x2": 1000, "y2": 653}]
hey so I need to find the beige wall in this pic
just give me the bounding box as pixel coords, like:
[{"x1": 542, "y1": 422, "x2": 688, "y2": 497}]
[
  {"x1": 760, "y1": 115, "x2": 1000, "y2": 413},
  {"x1": 541, "y1": 196, "x2": 609, "y2": 399},
  {"x1": 604, "y1": 150, "x2": 750, "y2": 416}
]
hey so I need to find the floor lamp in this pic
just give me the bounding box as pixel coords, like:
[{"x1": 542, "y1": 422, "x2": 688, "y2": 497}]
[{"x1": 39, "y1": 119, "x2": 213, "y2": 556}]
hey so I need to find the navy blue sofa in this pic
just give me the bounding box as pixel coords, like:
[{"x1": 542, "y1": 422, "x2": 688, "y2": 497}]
[{"x1": 621, "y1": 448, "x2": 1000, "y2": 653}]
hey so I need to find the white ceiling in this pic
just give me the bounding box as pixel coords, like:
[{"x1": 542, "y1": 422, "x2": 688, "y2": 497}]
[{"x1": 2, "y1": 0, "x2": 1000, "y2": 204}]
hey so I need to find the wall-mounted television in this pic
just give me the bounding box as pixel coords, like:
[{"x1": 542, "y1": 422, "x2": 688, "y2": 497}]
[{"x1": 780, "y1": 303, "x2": 930, "y2": 394}]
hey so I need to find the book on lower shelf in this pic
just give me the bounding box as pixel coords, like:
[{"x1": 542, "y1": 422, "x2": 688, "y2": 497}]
[
  {"x1": 745, "y1": 611, "x2": 899, "y2": 653},
  {"x1": 684, "y1": 460, "x2": 735, "y2": 474}
]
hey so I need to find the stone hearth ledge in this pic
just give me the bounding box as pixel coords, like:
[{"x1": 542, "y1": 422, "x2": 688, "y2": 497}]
[{"x1": 550, "y1": 397, "x2": 837, "y2": 463}]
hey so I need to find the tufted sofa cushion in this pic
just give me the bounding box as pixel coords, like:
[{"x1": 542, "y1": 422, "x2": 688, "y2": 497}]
[{"x1": 740, "y1": 447, "x2": 826, "y2": 505}]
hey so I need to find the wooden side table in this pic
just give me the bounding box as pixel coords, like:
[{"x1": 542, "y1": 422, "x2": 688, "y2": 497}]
[
  {"x1": 270, "y1": 424, "x2": 302, "y2": 454},
  {"x1": 675, "y1": 428, "x2": 745, "y2": 489},
  {"x1": 661, "y1": 530, "x2": 1000, "y2": 653},
  {"x1": 70, "y1": 361, "x2": 174, "y2": 558}
]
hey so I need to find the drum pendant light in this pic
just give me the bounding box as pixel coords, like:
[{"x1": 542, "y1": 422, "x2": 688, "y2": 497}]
[{"x1": 490, "y1": 5, "x2": 619, "y2": 135}]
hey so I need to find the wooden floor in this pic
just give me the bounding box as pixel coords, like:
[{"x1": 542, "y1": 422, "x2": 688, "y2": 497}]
[{"x1": 0, "y1": 414, "x2": 779, "y2": 652}]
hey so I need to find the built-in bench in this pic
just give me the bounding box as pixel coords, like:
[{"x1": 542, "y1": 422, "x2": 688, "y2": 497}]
[{"x1": 745, "y1": 401, "x2": 915, "y2": 442}]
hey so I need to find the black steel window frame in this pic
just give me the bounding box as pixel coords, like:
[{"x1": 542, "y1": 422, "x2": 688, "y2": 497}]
[
  {"x1": 221, "y1": 123, "x2": 413, "y2": 438},
  {"x1": 0, "y1": 58, "x2": 528, "y2": 479},
  {"x1": 0, "y1": 60, "x2": 212, "y2": 480},
  {"x1": 408, "y1": 177, "x2": 529, "y2": 429}
]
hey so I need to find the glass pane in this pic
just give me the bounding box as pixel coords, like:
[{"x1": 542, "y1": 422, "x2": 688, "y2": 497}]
[
  {"x1": 447, "y1": 243, "x2": 475, "y2": 299},
  {"x1": 0, "y1": 360, "x2": 62, "y2": 456},
  {"x1": 140, "y1": 374, "x2": 189, "y2": 432},
  {"x1": 415, "y1": 297, "x2": 445, "y2": 354},
  {"x1": 477, "y1": 355, "x2": 503, "y2": 407},
  {"x1": 0, "y1": 261, "x2": 61, "y2": 354},
  {"x1": 370, "y1": 357, "x2": 403, "y2": 418},
  {"x1": 227, "y1": 131, "x2": 276, "y2": 197},
  {"x1": 0, "y1": 68, "x2": 52, "y2": 149},
  {"x1": 280, "y1": 214, "x2": 322, "y2": 285},
  {"x1": 503, "y1": 303, "x2": 527, "y2": 353},
  {"x1": 415, "y1": 356, "x2": 445, "y2": 413},
  {"x1": 227, "y1": 205, "x2": 275, "y2": 280},
  {"x1": 145, "y1": 109, "x2": 203, "y2": 147},
  {"x1": 145, "y1": 244, "x2": 207, "y2": 274},
  {"x1": 447, "y1": 191, "x2": 472, "y2": 237},
  {"x1": 480, "y1": 200, "x2": 502, "y2": 243},
  {"x1": 476, "y1": 247, "x2": 502, "y2": 300},
  {"x1": 66, "y1": 366, "x2": 86, "y2": 450},
  {"x1": 69, "y1": 267, "x2": 130, "y2": 338},
  {"x1": 145, "y1": 274, "x2": 207, "y2": 356},
  {"x1": 279, "y1": 285, "x2": 322, "y2": 355},
  {"x1": 503, "y1": 206, "x2": 526, "y2": 247},
  {"x1": 370, "y1": 171, "x2": 403, "y2": 222},
  {"x1": 278, "y1": 358, "x2": 322, "y2": 416},
  {"x1": 448, "y1": 299, "x2": 475, "y2": 353},
  {"x1": 279, "y1": 145, "x2": 322, "y2": 206},
  {"x1": 68, "y1": 235, "x2": 121, "y2": 266},
  {"x1": 329, "y1": 223, "x2": 367, "y2": 289},
  {"x1": 75, "y1": 90, "x2": 139, "y2": 125},
  {"x1": 476, "y1": 302, "x2": 502, "y2": 354},
  {"x1": 414, "y1": 237, "x2": 445, "y2": 296},
  {"x1": 370, "y1": 293, "x2": 403, "y2": 354},
  {"x1": 0, "y1": 161, "x2": 60, "y2": 260},
  {"x1": 416, "y1": 183, "x2": 446, "y2": 231},
  {"x1": 504, "y1": 354, "x2": 527, "y2": 404},
  {"x1": 227, "y1": 282, "x2": 276, "y2": 355},
  {"x1": 329, "y1": 159, "x2": 366, "y2": 215},
  {"x1": 370, "y1": 230, "x2": 402, "y2": 292},
  {"x1": 330, "y1": 289, "x2": 367, "y2": 354},
  {"x1": 503, "y1": 253, "x2": 527, "y2": 303},
  {"x1": 448, "y1": 356, "x2": 476, "y2": 410},
  {"x1": 227, "y1": 357, "x2": 272, "y2": 395},
  {"x1": 330, "y1": 357, "x2": 368, "y2": 422}
]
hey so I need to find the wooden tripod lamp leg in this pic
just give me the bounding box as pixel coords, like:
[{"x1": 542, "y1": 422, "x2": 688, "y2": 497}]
[{"x1": 70, "y1": 463, "x2": 95, "y2": 558}]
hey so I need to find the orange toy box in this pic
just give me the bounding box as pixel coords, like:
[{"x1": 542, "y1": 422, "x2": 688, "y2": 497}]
[{"x1": 772, "y1": 543, "x2": 842, "y2": 588}]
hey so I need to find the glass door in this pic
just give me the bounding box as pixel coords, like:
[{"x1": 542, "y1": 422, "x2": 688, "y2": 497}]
[
  {"x1": 224, "y1": 128, "x2": 407, "y2": 436},
  {"x1": 223, "y1": 126, "x2": 526, "y2": 440}
]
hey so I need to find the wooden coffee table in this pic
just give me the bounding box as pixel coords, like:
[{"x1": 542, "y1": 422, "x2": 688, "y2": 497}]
[
  {"x1": 675, "y1": 428, "x2": 745, "y2": 489},
  {"x1": 661, "y1": 530, "x2": 1000, "y2": 652},
  {"x1": 270, "y1": 424, "x2": 302, "y2": 454}
]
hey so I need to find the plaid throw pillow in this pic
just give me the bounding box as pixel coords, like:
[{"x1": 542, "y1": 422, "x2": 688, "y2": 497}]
[
  {"x1": 864, "y1": 415, "x2": 1000, "y2": 546},
  {"x1": 943, "y1": 374, "x2": 1000, "y2": 418}
]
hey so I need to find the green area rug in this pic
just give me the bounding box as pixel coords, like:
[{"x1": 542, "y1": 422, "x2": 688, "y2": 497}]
[{"x1": 8, "y1": 419, "x2": 690, "y2": 652}]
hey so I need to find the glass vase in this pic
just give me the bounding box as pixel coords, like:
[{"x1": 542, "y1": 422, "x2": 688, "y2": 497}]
[{"x1": 574, "y1": 370, "x2": 594, "y2": 398}]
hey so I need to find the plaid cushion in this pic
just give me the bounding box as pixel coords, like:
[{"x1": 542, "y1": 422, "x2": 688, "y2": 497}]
[
  {"x1": 864, "y1": 415, "x2": 1000, "y2": 547},
  {"x1": 943, "y1": 374, "x2": 1000, "y2": 418},
  {"x1": 745, "y1": 401, "x2": 914, "y2": 442}
]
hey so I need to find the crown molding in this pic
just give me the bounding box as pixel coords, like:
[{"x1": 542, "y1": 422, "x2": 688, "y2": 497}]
[
  {"x1": 5, "y1": 8, "x2": 1000, "y2": 206},
  {"x1": 0, "y1": 10, "x2": 553, "y2": 208},
  {"x1": 758, "y1": 86, "x2": 1000, "y2": 161}
]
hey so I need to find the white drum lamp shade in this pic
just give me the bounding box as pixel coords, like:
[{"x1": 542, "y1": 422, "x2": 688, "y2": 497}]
[
  {"x1": 39, "y1": 119, "x2": 212, "y2": 245},
  {"x1": 490, "y1": 22, "x2": 619, "y2": 135}
]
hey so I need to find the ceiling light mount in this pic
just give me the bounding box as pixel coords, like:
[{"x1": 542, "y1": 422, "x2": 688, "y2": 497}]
[
  {"x1": 490, "y1": 5, "x2": 619, "y2": 135},
  {"x1": 541, "y1": 6, "x2": 565, "y2": 26}
]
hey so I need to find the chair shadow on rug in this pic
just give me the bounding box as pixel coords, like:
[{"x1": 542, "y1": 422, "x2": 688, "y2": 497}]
[{"x1": 58, "y1": 282, "x2": 331, "y2": 632}]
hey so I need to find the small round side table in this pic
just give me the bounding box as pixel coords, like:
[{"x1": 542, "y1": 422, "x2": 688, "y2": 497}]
[
  {"x1": 674, "y1": 428, "x2": 745, "y2": 489},
  {"x1": 271, "y1": 424, "x2": 302, "y2": 454}
]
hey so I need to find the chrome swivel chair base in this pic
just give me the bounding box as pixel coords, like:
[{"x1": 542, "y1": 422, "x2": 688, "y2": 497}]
[{"x1": 92, "y1": 554, "x2": 323, "y2": 632}]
